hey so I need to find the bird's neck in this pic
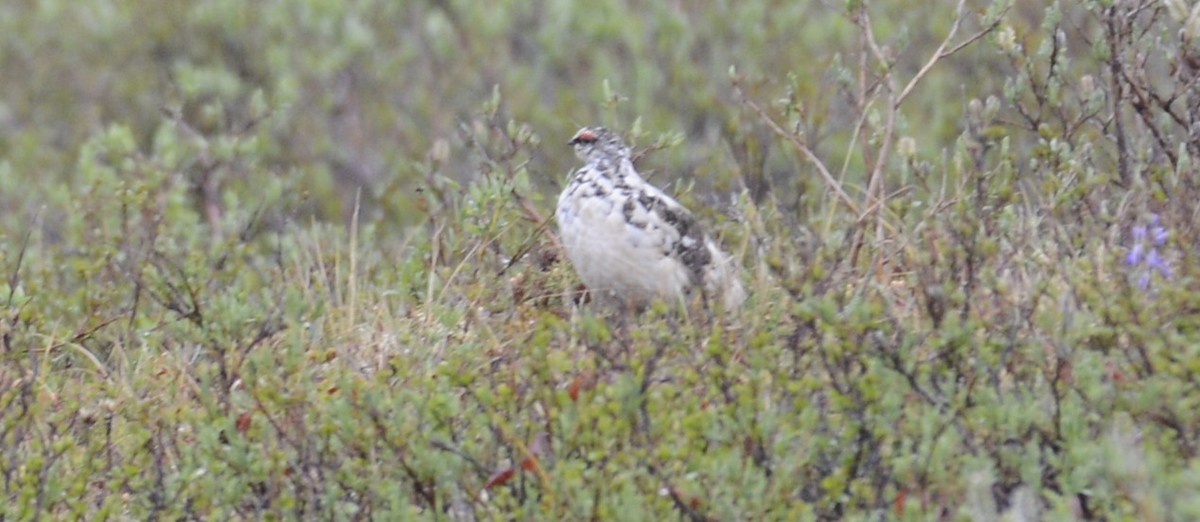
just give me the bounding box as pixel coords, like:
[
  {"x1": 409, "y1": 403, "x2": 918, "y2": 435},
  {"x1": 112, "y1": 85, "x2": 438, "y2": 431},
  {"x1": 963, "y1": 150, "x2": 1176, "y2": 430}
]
[{"x1": 586, "y1": 155, "x2": 638, "y2": 182}]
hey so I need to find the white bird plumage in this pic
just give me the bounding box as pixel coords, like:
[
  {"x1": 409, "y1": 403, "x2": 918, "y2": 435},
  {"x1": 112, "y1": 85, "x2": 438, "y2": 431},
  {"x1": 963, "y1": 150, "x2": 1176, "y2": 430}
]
[{"x1": 556, "y1": 126, "x2": 745, "y2": 310}]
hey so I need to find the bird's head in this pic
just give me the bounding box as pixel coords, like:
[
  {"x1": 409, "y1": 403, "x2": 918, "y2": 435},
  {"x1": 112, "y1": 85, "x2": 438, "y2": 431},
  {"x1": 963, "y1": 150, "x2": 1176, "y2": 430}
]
[{"x1": 569, "y1": 126, "x2": 630, "y2": 163}]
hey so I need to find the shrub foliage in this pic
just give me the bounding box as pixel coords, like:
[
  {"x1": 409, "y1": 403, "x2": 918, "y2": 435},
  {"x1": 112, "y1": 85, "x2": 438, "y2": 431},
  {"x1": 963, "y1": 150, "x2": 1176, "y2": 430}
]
[{"x1": 2, "y1": 0, "x2": 1199, "y2": 519}]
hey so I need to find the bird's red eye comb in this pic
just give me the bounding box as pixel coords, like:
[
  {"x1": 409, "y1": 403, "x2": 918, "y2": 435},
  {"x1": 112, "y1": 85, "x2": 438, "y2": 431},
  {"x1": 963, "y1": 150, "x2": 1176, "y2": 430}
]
[{"x1": 570, "y1": 129, "x2": 598, "y2": 144}]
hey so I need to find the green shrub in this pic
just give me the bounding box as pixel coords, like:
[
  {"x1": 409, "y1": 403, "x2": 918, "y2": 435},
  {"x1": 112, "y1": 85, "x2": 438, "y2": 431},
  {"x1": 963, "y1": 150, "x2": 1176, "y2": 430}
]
[{"x1": 2, "y1": 0, "x2": 1200, "y2": 519}]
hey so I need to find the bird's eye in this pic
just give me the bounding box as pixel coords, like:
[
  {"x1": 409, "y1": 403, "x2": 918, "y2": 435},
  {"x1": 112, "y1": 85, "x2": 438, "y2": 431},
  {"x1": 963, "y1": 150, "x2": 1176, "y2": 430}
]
[{"x1": 570, "y1": 129, "x2": 598, "y2": 144}]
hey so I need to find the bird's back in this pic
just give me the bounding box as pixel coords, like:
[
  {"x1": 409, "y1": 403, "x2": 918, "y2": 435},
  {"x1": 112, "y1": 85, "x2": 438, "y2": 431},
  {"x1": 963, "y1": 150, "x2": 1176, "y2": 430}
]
[{"x1": 556, "y1": 151, "x2": 744, "y2": 309}]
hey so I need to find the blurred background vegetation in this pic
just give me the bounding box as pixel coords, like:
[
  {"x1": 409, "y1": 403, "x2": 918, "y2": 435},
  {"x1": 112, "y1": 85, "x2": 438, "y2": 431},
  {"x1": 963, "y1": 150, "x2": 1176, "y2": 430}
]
[
  {"x1": 0, "y1": 0, "x2": 1013, "y2": 229},
  {"x1": 3, "y1": 0, "x2": 1200, "y2": 519}
]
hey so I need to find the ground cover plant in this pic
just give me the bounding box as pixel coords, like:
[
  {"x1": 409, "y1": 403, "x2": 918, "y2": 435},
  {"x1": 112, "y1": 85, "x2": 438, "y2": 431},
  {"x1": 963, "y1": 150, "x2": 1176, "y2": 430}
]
[{"x1": 2, "y1": 0, "x2": 1199, "y2": 519}]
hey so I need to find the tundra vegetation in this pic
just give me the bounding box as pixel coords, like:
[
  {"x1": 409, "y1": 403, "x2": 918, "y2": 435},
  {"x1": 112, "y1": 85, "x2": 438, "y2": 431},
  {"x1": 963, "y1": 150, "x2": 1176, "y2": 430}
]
[{"x1": 1, "y1": 0, "x2": 1198, "y2": 519}]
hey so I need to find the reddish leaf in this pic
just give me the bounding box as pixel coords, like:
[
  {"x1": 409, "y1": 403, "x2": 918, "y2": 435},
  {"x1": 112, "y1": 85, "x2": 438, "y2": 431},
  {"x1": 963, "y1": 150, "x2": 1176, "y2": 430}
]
[
  {"x1": 235, "y1": 412, "x2": 252, "y2": 434},
  {"x1": 568, "y1": 371, "x2": 595, "y2": 401},
  {"x1": 520, "y1": 431, "x2": 549, "y2": 471},
  {"x1": 894, "y1": 488, "x2": 906, "y2": 515},
  {"x1": 1107, "y1": 360, "x2": 1125, "y2": 384},
  {"x1": 485, "y1": 432, "x2": 549, "y2": 489},
  {"x1": 484, "y1": 467, "x2": 516, "y2": 489},
  {"x1": 519, "y1": 456, "x2": 538, "y2": 471},
  {"x1": 666, "y1": 486, "x2": 702, "y2": 509}
]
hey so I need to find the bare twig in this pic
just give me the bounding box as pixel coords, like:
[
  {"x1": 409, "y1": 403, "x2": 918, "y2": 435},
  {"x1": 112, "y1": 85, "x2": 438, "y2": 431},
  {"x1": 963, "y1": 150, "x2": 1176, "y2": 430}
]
[
  {"x1": 896, "y1": 1, "x2": 1005, "y2": 108},
  {"x1": 848, "y1": 0, "x2": 1002, "y2": 272},
  {"x1": 735, "y1": 85, "x2": 862, "y2": 217}
]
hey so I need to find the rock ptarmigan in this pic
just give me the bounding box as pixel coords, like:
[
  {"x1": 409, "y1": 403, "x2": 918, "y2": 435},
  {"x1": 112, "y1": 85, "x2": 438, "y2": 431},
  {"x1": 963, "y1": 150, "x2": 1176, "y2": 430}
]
[{"x1": 555, "y1": 126, "x2": 745, "y2": 310}]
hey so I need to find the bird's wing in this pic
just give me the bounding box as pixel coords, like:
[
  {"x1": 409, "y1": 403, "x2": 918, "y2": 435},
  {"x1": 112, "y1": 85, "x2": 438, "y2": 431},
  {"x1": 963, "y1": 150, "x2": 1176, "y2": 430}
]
[{"x1": 620, "y1": 182, "x2": 714, "y2": 286}]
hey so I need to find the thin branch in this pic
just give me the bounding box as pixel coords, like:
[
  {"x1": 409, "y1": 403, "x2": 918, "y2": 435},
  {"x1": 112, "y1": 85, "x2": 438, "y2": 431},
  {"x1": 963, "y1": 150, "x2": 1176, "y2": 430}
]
[
  {"x1": 736, "y1": 86, "x2": 863, "y2": 217},
  {"x1": 897, "y1": 1, "x2": 1006, "y2": 108}
]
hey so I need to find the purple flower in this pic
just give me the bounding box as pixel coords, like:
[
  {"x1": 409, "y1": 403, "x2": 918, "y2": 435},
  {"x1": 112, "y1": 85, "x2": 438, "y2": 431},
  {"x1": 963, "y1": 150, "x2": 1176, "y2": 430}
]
[
  {"x1": 1153, "y1": 226, "x2": 1169, "y2": 246},
  {"x1": 1146, "y1": 249, "x2": 1164, "y2": 269},
  {"x1": 1127, "y1": 214, "x2": 1172, "y2": 289},
  {"x1": 1126, "y1": 243, "x2": 1143, "y2": 266}
]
